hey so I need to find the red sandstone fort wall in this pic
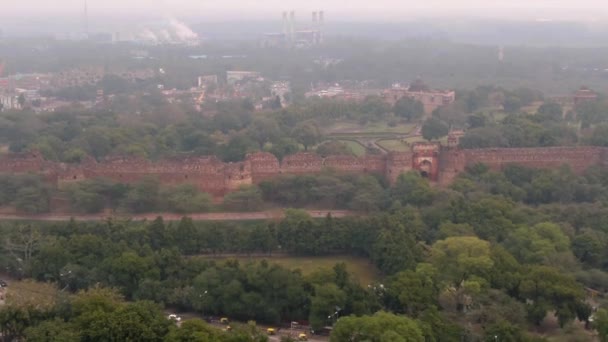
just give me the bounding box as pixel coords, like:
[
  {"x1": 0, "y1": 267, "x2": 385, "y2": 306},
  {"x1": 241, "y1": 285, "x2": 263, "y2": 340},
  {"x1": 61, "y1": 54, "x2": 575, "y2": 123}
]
[
  {"x1": 438, "y1": 148, "x2": 466, "y2": 185},
  {"x1": 462, "y1": 147, "x2": 604, "y2": 174},
  {"x1": 385, "y1": 152, "x2": 414, "y2": 183},
  {"x1": 3, "y1": 146, "x2": 608, "y2": 199},
  {"x1": 248, "y1": 152, "x2": 280, "y2": 182}
]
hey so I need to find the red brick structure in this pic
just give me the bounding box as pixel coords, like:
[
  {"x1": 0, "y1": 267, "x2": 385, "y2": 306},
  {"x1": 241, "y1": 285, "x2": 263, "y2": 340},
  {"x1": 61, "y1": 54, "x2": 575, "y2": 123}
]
[
  {"x1": 2, "y1": 144, "x2": 608, "y2": 197},
  {"x1": 573, "y1": 86, "x2": 598, "y2": 106},
  {"x1": 382, "y1": 80, "x2": 456, "y2": 114}
]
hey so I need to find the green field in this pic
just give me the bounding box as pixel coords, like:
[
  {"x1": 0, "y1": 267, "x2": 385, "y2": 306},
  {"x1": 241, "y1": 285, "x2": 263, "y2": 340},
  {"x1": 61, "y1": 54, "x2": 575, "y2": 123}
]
[
  {"x1": 376, "y1": 139, "x2": 411, "y2": 152},
  {"x1": 338, "y1": 140, "x2": 368, "y2": 156},
  {"x1": 324, "y1": 121, "x2": 416, "y2": 135},
  {"x1": 202, "y1": 255, "x2": 381, "y2": 285}
]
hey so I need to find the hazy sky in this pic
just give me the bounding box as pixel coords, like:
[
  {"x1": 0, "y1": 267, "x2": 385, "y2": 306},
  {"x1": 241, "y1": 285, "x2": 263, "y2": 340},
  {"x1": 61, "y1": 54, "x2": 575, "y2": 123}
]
[{"x1": 7, "y1": 0, "x2": 608, "y2": 20}]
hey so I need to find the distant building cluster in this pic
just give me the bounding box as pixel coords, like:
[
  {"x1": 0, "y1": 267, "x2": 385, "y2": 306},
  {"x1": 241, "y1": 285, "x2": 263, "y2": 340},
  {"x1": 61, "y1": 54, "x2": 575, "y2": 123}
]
[
  {"x1": 305, "y1": 79, "x2": 457, "y2": 113},
  {"x1": 382, "y1": 80, "x2": 456, "y2": 114},
  {"x1": 0, "y1": 65, "x2": 157, "y2": 112},
  {"x1": 169, "y1": 71, "x2": 293, "y2": 112},
  {"x1": 51, "y1": 67, "x2": 156, "y2": 88},
  {"x1": 573, "y1": 86, "x2": 598, "y2": 106}
]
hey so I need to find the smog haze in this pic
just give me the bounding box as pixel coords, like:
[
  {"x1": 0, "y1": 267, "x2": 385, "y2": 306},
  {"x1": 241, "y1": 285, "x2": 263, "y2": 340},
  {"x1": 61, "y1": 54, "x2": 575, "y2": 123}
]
[{"x1": 5, "y1": 0, "x2": 608, "y2": 20}]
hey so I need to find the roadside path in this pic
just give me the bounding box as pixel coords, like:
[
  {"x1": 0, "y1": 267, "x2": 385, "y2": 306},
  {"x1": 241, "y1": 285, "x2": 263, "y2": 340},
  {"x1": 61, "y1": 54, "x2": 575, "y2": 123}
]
[{"x1": 0, "y1": 210, "x2": 355, "y2": 222}]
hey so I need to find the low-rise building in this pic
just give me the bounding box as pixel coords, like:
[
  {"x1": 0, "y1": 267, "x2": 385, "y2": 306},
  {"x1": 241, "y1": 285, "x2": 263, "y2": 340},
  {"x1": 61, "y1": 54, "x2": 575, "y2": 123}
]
[
  {"x1": 383, "y1": 80, "x2": 456, "y2": 114},
  {"x1": 227, "y1": 71, "x2": 262, "y2": 84}
]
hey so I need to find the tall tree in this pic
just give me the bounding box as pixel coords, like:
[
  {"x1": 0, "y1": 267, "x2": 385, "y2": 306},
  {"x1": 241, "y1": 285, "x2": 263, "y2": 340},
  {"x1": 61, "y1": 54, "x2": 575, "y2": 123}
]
[
  {"x1": 430, "y1": 236, "x2": 493, "y2": 312},
  {"x1": 292, "y1": 122, "x2": 321, "y2": 151},
  {"x1": 330, "y1": 311, "x2": 424, "y2": 342},
  {"x1": 394, "y1": 98, "x2": 424, "y2": 122},
  {"x1": 421, "y1": 117, "x2": 449, "y2": 141}
]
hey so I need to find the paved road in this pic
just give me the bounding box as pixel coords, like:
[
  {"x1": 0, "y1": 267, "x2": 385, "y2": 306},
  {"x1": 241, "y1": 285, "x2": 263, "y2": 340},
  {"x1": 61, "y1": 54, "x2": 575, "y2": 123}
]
[{"x1": 0, "y1": 210, "x2": 355, "y2": 222}]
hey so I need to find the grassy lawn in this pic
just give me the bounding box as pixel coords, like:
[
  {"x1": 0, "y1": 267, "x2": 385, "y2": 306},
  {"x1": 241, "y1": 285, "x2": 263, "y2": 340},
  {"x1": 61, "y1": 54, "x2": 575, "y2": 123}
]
[
  {"x1": 204, "y1": 255, "x2": 381, "y2": 285},
  {"x1": 522, "y1": 101, "x2": 544, "y2": 115},
  {"x1": 324, "y1": 121, "x2": 416, "y2": 135},
  {"x1": 338, "y1": 140, "x2": 368, "y2": 156},
  {"x1": 376, "y1": 139, "x2": 411, "y2": 152}
]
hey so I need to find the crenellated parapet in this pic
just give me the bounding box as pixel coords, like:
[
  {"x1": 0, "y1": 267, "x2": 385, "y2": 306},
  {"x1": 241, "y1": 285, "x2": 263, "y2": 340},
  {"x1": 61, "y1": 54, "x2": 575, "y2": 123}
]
[
  {"x1": 247, "y1": 152, "x2": 280, "y2": 182},
  {"x1": 280, "y1": 153, "x2": 324, "y2": 174},
  {"x1": 3, "y1": 145, "x2": 608, "y2": 198},
  {"x1": 461, "y1": 146, "x2": 605, "y2": 174}
]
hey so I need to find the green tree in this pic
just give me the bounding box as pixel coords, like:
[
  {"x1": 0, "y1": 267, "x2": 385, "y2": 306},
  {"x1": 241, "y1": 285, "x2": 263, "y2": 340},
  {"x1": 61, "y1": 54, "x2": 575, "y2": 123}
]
[
  {"x1": 536, "y1": 102, "x2": 563, "y2": 121},
  {"x1": 107, "y1": 301, "x2": 171, "y2": 341},
  {"x1": 387, "y1": 267, "x2": 438, "y2": 316},
  {"x1": 483, "y1": 320, "x2": 526, "y2": 342},
  {"x1": 503, "y1": 95, "x2": 522, "y2": 113},
  {"x1": 248, "y1": 117, "x2": 281, "y2": 149},
  {"x1": 14, "y1": 185, "x2": 50, "y2": 214},
  {"x1": 292, "y1": 122, "x2": 321, "y2": 151},
  {"x1": 430, "y1": 236, "x2": 493, "y2": 312},
  {"x1": 504, "y1": 222, "x2": 571, "y2": 265},
  {"x1": 309, "y1": 283, "x2": 347, "y2": 330},
  {"x1": 391, "y1": 172, "x2": 434, "y2": 206},
  {"x1": 218, "y1": 135, "x2": 258, "y2": 162},
  {"x1": 24, "y1": 319, "x2": 79, "y2": 342},
  {"x1": 394, "y1": 97, "x2": 424, "y2": 122},
  {"x1": 371, "y1": 214, "x2": 421, "y2": 275},
  {"x1": 421, "y1": 117, "x2": 449, "y2": 141},
  {"x1": 595, "y1": 309, "x2": 608, "y2": 342},
  {"x1": 590, "y1": 123, "x2": 608, "y2": 147},
  {"x1": 269, "y1": 138, "x2": 300, "y2": 160},
  {"x1": 121, "y1": 177, "x2": 160, "y2": 213},
  {"x1": 222, "y1": 186, "x2": 264, "y2": 212},
  {"x1": 519, "y1": 265, "x2": 586, "y2": 326},
  {"x1": 174, "y1": 217, "x2": 199, "y2": 255},
  {"x1": 165, "y1": 319, "x2": 222, "y2": 342},
  {"x1": 0, "y1": 306, "x2": 36, "y2": 341},
  {"x1": 104, "y1": 252, "x2": 158, "y2": 297},
  {"x1": 572, "y1": 230, "x2": 605, "y2": 266},
  {"x1": 330, "y1": 311, "x2": 424, "y2": 342},
  {"x1": 162, "y1": 184, "x2": 212, "y2": 213}
]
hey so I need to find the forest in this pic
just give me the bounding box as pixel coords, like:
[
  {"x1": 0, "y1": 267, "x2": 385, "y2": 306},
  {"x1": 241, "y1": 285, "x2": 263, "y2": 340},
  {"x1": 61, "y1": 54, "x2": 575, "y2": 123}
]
[{"x1": 2, "y1": 163, "x2": 608, "y2": 341}]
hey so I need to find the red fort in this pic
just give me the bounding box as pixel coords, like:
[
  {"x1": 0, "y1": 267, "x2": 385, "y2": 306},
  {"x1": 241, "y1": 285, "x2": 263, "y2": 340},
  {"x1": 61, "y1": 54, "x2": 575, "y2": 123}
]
[{"x1": 1, "y1": 143, "x2": 607, "y2": 196}]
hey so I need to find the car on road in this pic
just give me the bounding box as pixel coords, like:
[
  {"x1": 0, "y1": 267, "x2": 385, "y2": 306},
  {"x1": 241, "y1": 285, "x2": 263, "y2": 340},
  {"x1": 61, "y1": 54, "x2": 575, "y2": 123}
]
[
  {"x1": 298, "y1": 333, "x2": 308, "y2": 341},
  {"x1": 167, "y1": 314, "x2": 181, "y2": 322}
]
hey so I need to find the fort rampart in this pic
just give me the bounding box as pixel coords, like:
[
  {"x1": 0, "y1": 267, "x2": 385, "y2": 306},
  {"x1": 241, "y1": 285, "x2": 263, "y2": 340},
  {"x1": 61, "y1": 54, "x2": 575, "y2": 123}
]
[{"x1": 2, "y1": 144, "x2": 607, "y2": 196}]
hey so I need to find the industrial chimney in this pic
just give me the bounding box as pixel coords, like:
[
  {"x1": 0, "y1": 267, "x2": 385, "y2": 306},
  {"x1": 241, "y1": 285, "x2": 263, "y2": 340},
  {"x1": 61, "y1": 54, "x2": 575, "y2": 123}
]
[
  {"x1": 282, "y1": 12, "x2": 288, "y2": 39},
  {"x1": 312, "y1": 11, "x2": 318, "y2": 44},
  {"x1": 318, "y1": 11, "x2": 324, "y2": 44},
  {"x1": 289, "y1": 11, "x2": 295, "y2": 44}
]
